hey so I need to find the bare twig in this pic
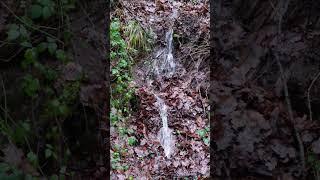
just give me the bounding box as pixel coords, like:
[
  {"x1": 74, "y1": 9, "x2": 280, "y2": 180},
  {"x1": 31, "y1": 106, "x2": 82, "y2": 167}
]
[
  {"x1": 307, "y1": 71, "x2": 320, "y2": 121},
  {"x1": 276, "y1": 58, "x2": 306, "y2": 177},
  {"x1": 275, "y1": 0, "x2": 305, "y2": 177},
  {"x1": 0, "y1": 75, "x2": 7, "y2": 124}
]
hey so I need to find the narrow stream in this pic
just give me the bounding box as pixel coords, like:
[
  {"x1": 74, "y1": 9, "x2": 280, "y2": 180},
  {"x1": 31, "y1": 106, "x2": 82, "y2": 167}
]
[
  {"x1": 154, "y1": 27, "x2": 176, "y2": 158},
  {"x1": 149, "y1": 9, "x2": 179, "y2": 158}
]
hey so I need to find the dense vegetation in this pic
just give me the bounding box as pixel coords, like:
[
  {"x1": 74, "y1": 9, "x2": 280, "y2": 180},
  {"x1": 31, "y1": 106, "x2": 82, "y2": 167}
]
[
  {"x1": 0, "y1": 0, "x2": 106, "y2": 179},
  {"x1": 110, "y1": 13, "x2": 153, "y2": 172}
]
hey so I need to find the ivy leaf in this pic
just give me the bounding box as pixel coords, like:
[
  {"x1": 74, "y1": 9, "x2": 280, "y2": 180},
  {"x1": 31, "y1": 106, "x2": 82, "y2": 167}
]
[
  {"x1": 49, "y1": 175, "x2": 59, "y2": 180},
  {"x1": 21, "y1": 16, "x2": 34, "y2": 27},
  {"x1": 119, "y1": 59, "x2": 128, "y2": 68},
  {"x1": 30, "y1": 5, "x2": 43, "y2": 19},
  {"x1": 24, "y1": 48, "x2": 38, "y2": 62},
  {"x1": 45, "y1": 149, "x2": 52, "y2": 158},
  {"x1": 46, "y1": 144, "x2": 53, "y2": 149},
  {"x1": 7, "y1": 28, "x2": 20, "y2": 41},
  {"x1": 110, "y1": 52, "x2": 116, "y2": 59},
  {"x1": 58, "y1": 104, "x2": 69, "y2": 117},
  {"x1": 19, "y1": 25, "x2": 28, "y2": 38},
  {"x1": 128, "y1": 136, "x2": 137, "y2": 146},
  {"x1": 20, "y1": 41, "x2": 32, "y2": 48},
  {"x1": 111, "y1": 68, "x2": 119, "y2": 75},
  {"x1": 42, "y1": 6, "x2": 52, "y2": 19},
  {"x1": 55, "y1": 49, "x2": 66, "y2": 61},
  {"x1": 48, "y1": 42, "x2": 57, "y2": 55},
  {"x1": 203, "y1": 138, "x2": 210, "y2": 146},
  {"x1": 196, "y1": 129, "x2": 206, "y2": 138},
  {"x1": 27, "y1": 151, "x2": 38, "y2": 167},
  {"x1": 22, "y1": 75, "x2": 40, "y2": 98},
  {"x1": 37, "y1": 42, "x2": 48, "y2": 53},
  {"x1": 59, "y1": 166, "x2": 66, "y2": 174}
]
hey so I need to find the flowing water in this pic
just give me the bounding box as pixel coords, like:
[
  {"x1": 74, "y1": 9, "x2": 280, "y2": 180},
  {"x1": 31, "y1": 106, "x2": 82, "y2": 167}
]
[
  {"x1": 154, "y1": 27, "x2": 176, "y2": 158},
  {"x1": 155, "y1": 95, "x2": 175, "y2": 158},
  {"x1": 146, "y1": 7, "x2": 179, "y2": 158},
  {"x1": 153, "y1": 28, "x2": 176, "y2": 78}
]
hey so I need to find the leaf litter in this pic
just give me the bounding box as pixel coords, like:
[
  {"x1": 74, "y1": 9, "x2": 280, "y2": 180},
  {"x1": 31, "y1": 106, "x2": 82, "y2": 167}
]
[
  {"x1": 111, "y1": 0, "x2": 209, "y2": 178},
  {"x1": 212, "y1": 1, "x2": 320, "y2": 179}
]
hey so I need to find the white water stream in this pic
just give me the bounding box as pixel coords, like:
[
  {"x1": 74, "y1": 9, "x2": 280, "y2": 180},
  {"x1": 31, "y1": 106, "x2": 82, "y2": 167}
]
[
  {"x1": 152, "y1": 9, "x2": 179, "y2": 158},
  {"x1": 155, "y1": 95, "x2": 175, "y2": 158}
]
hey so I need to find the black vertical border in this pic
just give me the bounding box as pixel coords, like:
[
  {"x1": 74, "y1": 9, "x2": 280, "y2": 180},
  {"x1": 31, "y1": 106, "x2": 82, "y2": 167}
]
[
  {"x1": 209, "y1": 0, "x2": 214, "y2": 178},
  {"x1": 210, "y1": 0, "x2": 221, "y2": 178},
  {"x1": 104, "y1": 0, "x2": 111, "y2": 178}
]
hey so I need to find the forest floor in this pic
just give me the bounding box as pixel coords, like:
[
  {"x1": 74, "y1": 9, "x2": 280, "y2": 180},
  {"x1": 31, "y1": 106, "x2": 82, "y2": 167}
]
[{"x1": 110, "y1": 0, "x2": 210, "y2": 179}]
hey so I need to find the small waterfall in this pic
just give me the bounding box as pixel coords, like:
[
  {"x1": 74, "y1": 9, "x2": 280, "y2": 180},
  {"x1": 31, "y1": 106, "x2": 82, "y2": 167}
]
[
  {"x1": 154, "y1": 27, "x2": 176, "y2": 158},
  {"x1": 153, "y1": 28, "x2": 176, "y2": 78},
  {"x1": 154, "y1": 27, "x2": 177, "y2": 158},
  {"x1": 148, "y1": 8, "x2": 179, "y2": 158},
  {"x1": 155, "y1": 95, "x2": 175, "y2": 158}
]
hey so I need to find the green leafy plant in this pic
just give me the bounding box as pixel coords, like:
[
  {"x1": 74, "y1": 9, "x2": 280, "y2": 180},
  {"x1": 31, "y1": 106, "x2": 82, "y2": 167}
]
[
  {"x1": 127, "y1": 136, "x2": 137, "y2": 146},
  {"x1": 118, "y1": 127, "x2": 128, "y2": 136},
  {"x1": 44, "y1": 99, "x2": 70, "y2": 118},
  {"x1": 196, "y1": 126, "x2": 209, "y2": 146},
  {"x1": 45, "y1": 144, "x2": 57, "y2": 159},
  {"x1": 29, "y1": 0, "x2": 55, "y2": 20},
  {"x1": 22, "y1": 48, "x2": 38, "y2": 68},
  {"x1": 196, "y1": 129, "x2": 206, "y2": 138},
  {"x1": 0, "y1": 163, "x2": 24, "y2": 179},
  {"x1": 22, "y1": 75, "x2": 40, "y2": 98},
  {"x1": 1, "y1": 0, "x2": 83, "y2": 178},
  {"x1": 110, "y1": 19, "x2": 136, "y2": 124},
  {"x1": 111, "y1": 151, "x2": 120, "y2": 169},
  {"x1": 56, "y1": 49, "x2": 67, "y2": 62},
  {"x1": 7, "y1": 24, "x2": 29, "y2": 41},
  {"x1": 307, "y1": 153, "x2": 320, "y2": 178},
  {"x1": 27, "y1": 151, "x2": 38, "y2": 167}
]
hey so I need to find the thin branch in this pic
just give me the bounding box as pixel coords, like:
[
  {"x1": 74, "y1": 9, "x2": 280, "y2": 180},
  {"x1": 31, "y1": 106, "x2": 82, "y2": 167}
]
[
  {"x1": 276, "y1": 58, "x2": 306, "y2": 177},
  {"x1": 275, "y1": 0, "x2": 305, "y2": 177},
  {"x1": 307, "y1": 71, "x2": 320, "y2": 121},
  {"x1": 0, "y1": 75, "x2": 7, "y2": 124}
]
